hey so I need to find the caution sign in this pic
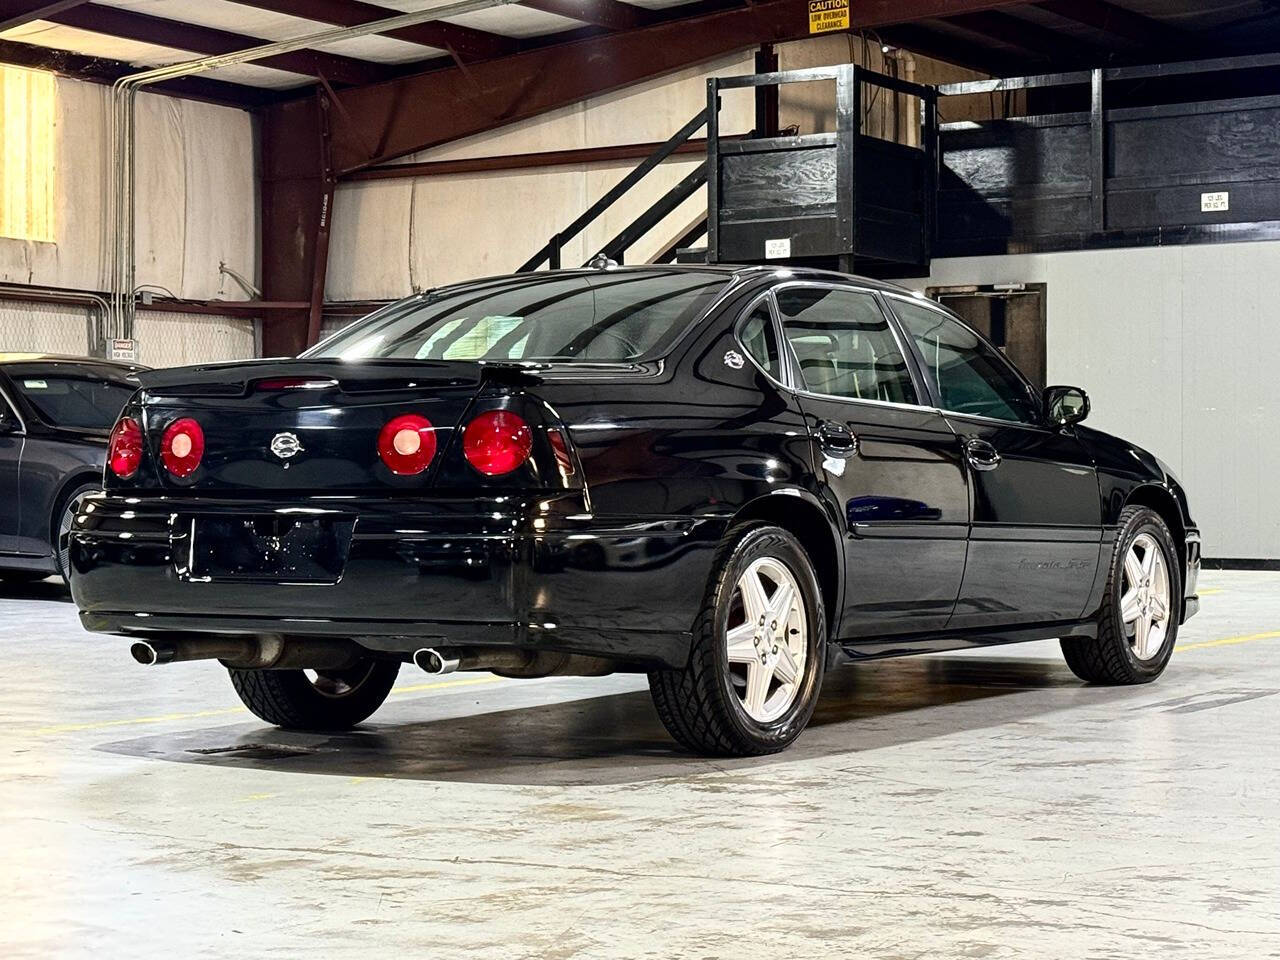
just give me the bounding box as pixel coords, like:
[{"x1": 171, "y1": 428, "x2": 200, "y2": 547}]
[{"x1": 808, "y1": 0, "x2": 849, "y2": 34}]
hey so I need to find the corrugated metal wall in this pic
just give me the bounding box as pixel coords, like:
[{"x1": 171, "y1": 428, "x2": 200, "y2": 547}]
[
  {"x1": 0, "y1": 299, "x2": 93, "y2": 354},
  {"x1": 914, "y1": 240, "x2": 1280, "y2": 560},
  {"x1": 0, "y1": 299, "x2": 254, "y2": 367},
  {"x1": 133, "y1": 312, "x2": 256, "y2": 367}
]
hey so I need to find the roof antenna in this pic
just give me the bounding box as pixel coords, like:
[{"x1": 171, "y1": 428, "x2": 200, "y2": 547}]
[{"x1": 587, "y1": 253, "x2": 619, "y2": 271}]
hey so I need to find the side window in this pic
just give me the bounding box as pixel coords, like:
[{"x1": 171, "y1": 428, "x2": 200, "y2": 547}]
[
  {"x1": 738, "y1": 301, "x2": 780, "y2": 378},
  {"x1": 775, "y1": 287, "x2": 917, "y2": 405},
  {"x1": 892, "y1": 298, "x2": 1038, "y2": 424}
]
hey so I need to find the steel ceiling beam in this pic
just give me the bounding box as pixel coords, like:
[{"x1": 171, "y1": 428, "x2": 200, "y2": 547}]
[
  {"x1": 307, "y1": 0, "x2": 1029, "y2": 173},
  {"x1": 519, "y1": 0, "x2": 651, "y2": 31},
  {"x1": 0, "y1": 0, "x2": 87, "y2": 31},
  {"x1": 0, "y1": 37, "x2": 276, "y2": 106},
  {"x1": 941, "y1": 11, "x2": 1105, "y2": 63},
  {"x1": 1035, "y1": 0, "x2": 1191, "y2": 52},
  {"x1": 230, "y1": 0, "x2": 518, "y2": 62},
  {"x1": 875, "y1": 23, "x2": 1028, "y2": 76},
  {"x1": 46, "y1": 2, "x2": 397, "y2": 85}
]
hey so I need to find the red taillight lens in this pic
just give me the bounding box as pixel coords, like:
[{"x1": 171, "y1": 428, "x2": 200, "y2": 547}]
[
  {"x1": 108, "y1": 417, "x2": 144, "y2": 479},
  {"x1": 160, "y1": 418, "x2": 205, "y2": 478},
  {"x1": 378, "y1": 414, "x2": 437, "y2": 475},
  {"x1": 463, "y1": 411, "x2": 533, "y2": 476}
]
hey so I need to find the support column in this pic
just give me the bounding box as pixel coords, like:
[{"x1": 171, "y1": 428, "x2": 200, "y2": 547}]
[{"x1": 260, "y1": 92, "x2": 335, "y2": 356}]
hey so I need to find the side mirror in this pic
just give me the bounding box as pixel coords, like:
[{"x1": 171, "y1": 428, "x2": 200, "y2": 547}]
[{"x1": 1044, "y1": 385, "x2": 1090, "y2": 427}]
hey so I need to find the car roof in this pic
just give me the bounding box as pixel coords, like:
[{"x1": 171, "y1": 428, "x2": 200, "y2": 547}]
[
  {"x1": 495, "y1": 263, "x2": 918, "y2": 294},
  {"x1": 413, "y1": 264, "x2": 922, "y2": 300}
]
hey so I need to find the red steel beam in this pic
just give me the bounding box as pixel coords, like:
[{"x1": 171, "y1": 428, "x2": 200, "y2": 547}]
[
  {"x1": 519, "y1": 0, "x2": 651, "y2": 31},
  {"x1": 47, "y1": 3, "x2": 396, "y2": 85},
  {"x1": 231, "y1": 0, "x2": 517, "y2": 62},
  {"x1": 345, "y1": 136, "x2": 723, "y2": 180},
  {"x1": 260, "y1": 0, "x2": 1029, "y2": 352},
  {"x1": 317, "y1": 0, "x2": 1031, "y2": 173}
]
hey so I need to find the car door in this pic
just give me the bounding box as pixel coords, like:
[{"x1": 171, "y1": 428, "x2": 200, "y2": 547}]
[
  {"x1": 886, "y1": 294, "x2": 1102, "y2": 628},
  {"x1": 0, "y1": 376, "x2": 26, "y2": 555},
  {"x1": 772, "y1": 283, "x2": 970, "y2": 638}
]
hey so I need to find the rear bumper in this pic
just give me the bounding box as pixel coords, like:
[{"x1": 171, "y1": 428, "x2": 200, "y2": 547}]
[
  {"x1": 1182, "y1": 527, "x2": 1201, "y2": 622},
  {"x1": 70, "y1": 492, "x2": 725, "y2": 668}
]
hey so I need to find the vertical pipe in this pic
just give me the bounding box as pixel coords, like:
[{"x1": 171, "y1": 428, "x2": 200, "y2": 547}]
[
  {"x1": 1090, "y1": 67, "x2": 1105, "y2": 233},
  {"x1": 705, "y1": 79, "x2": 720, "y2": 265}
]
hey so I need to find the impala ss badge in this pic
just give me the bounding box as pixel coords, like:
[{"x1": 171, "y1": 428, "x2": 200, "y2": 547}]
[
  {"x1": 269, "y1": 432, "x2": 304, "y2": 460},
  {"x1": 723, "y1": 350, "x2": 745, "y2": 370}
]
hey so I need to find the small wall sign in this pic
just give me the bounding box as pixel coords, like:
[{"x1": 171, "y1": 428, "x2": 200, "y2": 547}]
[
  {"x1": 808, "y1": 0, "x2": 849, "y2": 34},
  {"x1": 109, "y1": 338, "x2": 138, "y2": 362},
  {"x1": 1201, "y1": 191, "x2": 1229, "y2": 212},
  {"x1": 764, "y1": 238, "x2": 791, "y2": 259}
]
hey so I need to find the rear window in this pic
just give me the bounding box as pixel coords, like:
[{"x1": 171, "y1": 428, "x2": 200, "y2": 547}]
[
  {"x1": 306, "y1": 270, "x2": 732, "y2": 363},
  {"x1": 14, "y1": 375, "x2": 135, "y2": 430}
]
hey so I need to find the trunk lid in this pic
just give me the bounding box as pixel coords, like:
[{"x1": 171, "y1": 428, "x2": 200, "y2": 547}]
[{"x1": 131, "y1": 359, "x2": 538, "y2": 492}]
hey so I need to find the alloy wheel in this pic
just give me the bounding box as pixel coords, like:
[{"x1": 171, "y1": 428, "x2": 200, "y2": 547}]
[
  {"x1": 1120, "y1": 532, "x2": 1171, "y2": 660},
  {"x1": 725, "y1": 556, "x2": 808, "y2": 722}
]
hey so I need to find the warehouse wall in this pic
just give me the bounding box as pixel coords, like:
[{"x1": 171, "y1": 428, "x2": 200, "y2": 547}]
[
  {"x1": 326, "y1": 53, "x2": 756, "y2": 300},
  {"x1": 0, "y1": 73, "x2": 258, "y2": 302},
  {"x1": 912, "y1": 241, "x2": 1280, "y2": 559},
  {"x1": 0, "y1": 298, "x2": 255, "y2": 366}
]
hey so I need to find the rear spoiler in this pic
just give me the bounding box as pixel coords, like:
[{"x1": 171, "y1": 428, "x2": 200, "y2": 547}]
[{"x1": 135, "y1": 358, "x2": 551, "y2": 397}]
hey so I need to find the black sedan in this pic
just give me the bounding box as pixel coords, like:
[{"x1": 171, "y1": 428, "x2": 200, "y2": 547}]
[
  {"x1": 69, "y1": 266, "x2": 1200, "y2": 755},
  {"x1": 1, "y1": 355, "x2": 143, "y2": 583}
]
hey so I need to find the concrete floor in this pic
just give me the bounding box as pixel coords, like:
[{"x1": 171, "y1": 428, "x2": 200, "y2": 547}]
[{"x1": 2, "y1": 571, "x2": 1278, "y2": 959}]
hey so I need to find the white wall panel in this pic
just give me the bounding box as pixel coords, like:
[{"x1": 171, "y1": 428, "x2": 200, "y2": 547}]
[
  {"x1": 0, "y1": 74, "x2": 257, "y2": 301},
  {"x1": 914, "y1": 241, "x2": 1280, "y2": 559}
]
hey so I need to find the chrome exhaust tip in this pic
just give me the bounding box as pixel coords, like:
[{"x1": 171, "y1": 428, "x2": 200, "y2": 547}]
[
  {"x1": 130, "y1": 640, "x2": 166, "y2": 665},
  {"x1": 413, "y1": 647, "x2": 459, "y2": 676}
]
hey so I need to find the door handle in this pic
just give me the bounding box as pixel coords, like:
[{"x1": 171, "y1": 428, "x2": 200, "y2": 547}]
[
  {"x1": 817, "y1": 420, "x2": 859, "y2": 458},
  {"x1": 964, "y1": 438, "x2": 1001, "y2": 471}
]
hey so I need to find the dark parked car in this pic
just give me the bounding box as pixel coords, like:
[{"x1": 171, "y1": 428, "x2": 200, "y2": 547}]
[
  {"x1": 69, "y1": 267, "x2": 1199, "y2": 755},
  {"x1": 0, "y1": 355, "x2": 143, "y2": 583}
]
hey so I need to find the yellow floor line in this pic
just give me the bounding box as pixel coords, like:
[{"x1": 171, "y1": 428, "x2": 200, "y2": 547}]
[
  {"x1": 1180, "y1": 630, "x2": 1280, "y2": 652},
  {"x1": 30, "y1": 675, "x2": 503, "y2": 736},
  {"x1": 388, "y1": 675, "x2": 503, "y2": 696},
  {"x1": 1197, "y1": 588, "x2": 1225, "y2": 596}
]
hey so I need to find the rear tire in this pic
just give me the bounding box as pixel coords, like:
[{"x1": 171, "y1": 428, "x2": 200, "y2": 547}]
[
  {"x1": 228, "y1": 658, "x2": 400, "y2": 730},
  {"x1": 54, "y1": 481, "x2": 98, "y2": 582},
  {"x1": 1061, "y1": 505, "x2": 1180, "y2": 684},
  {"x1": 648, "y1": 523, "x2": 826, "y2": 756}
]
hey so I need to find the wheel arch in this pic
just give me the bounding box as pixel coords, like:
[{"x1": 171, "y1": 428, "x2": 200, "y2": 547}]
[
  {"x1": 48, "y1": 470, "x2": 101, "y2": 546},
  {"x1": 730, "y1": 491, "x2": 843, "y2": 634},
  {"x1": 1124, "y1": 484, "x2": 1186, "y2": 570}
]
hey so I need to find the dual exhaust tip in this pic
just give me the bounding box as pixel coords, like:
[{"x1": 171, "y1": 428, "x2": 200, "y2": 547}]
[{"x1": 130, "y1": 639, "x2": 461, "y2": 677}]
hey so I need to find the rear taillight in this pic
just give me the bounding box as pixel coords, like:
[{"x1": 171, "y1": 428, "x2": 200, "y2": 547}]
[
  {"x1": 463, "y1": 411, "x2": 533, "y2": 476},
  {"x1": 160, "y1": 417, "x2": 205, "y2": 478},
  {"x1": 108, "y1": 417, "x2": 144, "y2": 479},
  {"x1": 378, "y1": 414, "x2": 437, "y2": 475}
]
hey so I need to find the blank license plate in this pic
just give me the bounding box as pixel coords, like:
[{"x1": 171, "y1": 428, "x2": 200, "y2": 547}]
[{"x1": 188, "y1": 516, "x2": 354, "y2": 583}]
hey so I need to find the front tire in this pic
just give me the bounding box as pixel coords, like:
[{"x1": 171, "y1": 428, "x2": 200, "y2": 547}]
[
  {"x1": 228, "y1": 658, "x2": 401, "y2": 730},
  {"x1": 649, "y1": 523, "x2": 826, "y2": 756},
  {"x1": 1061, "y1": 505, "x2": 1180, "y2": 684}
]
